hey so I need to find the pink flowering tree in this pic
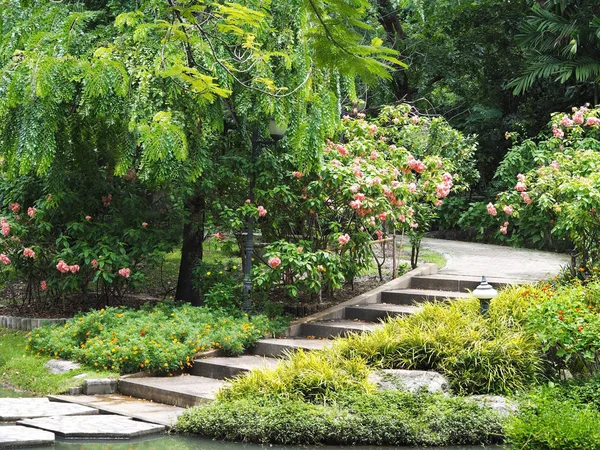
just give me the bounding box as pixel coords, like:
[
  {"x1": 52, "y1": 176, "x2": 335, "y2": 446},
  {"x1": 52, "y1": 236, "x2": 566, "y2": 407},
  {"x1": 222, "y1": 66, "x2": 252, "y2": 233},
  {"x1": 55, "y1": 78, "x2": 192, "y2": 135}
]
[
  {"x1": 248, "y1": 104, "x2": 477, "y2": 298},
  {"x1": 486, "y1": 105, "x2": 600, "y2": 267}
]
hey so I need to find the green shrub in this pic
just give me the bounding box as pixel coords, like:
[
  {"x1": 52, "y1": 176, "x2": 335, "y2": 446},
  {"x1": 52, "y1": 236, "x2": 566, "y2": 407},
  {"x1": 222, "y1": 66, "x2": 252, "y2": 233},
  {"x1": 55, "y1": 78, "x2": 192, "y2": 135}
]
[
  {"x1": 334, "y1": 298, "x2": 543, "y2": 394},
  {"x1": 28, "y1": 302, "x2": 289, "y2": 373},
  {"x1": 175, "y1": 390, "x2": 503, "y2": 446},
  {"x1": 506, "y1": 393, "x2": 600, "y2": 449}
]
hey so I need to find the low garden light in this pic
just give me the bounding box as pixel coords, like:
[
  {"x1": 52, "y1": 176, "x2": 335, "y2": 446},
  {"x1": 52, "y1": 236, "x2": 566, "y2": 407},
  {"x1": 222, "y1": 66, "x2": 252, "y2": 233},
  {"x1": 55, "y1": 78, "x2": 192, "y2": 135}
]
[{"x1": 472, "y1": 276, "x2": 498, "y2": 315}]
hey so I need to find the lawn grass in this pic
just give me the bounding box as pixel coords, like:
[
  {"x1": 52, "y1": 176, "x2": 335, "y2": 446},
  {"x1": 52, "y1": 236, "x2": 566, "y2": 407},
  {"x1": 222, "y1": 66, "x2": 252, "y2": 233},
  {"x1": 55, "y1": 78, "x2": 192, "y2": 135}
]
[{"x1": 0, "y1": 328, "x2": 117, "y2": 396}]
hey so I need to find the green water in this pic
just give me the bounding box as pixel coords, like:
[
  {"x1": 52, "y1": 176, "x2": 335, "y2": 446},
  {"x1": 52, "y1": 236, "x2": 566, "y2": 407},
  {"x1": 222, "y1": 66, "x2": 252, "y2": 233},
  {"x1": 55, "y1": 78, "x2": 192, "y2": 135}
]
[{"x1": 23, "y1": 435, "x2": 502, "y2": 450}]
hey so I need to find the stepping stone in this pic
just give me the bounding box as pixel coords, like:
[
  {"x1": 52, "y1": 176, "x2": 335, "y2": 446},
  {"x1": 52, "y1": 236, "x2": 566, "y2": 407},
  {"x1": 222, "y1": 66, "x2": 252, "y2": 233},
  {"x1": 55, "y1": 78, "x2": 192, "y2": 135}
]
[
  {"x1": 251, "y1": 338, "x2": 333, "y2": 357},
  {"x1": 191, "y1": 355, "x2": 279, "y2": 379},
  {"x1": 300, "y1": 319, "x2": 381, "y2": 338},
  {"x1": 17, "y1": 414, "x2": 165, "y2": 438},
  {"x1": 0, "y1": 425, "x2": 55, "y2": 448},
  {"x1": 0, "y1": 398, "x2": 98, "y2": 421},
  {"x1": 117, "y1": 375, "x2": 228, "y2": 408},
  {"x1": 49, "y1": 394, "x2": 185, "y2": 427}
]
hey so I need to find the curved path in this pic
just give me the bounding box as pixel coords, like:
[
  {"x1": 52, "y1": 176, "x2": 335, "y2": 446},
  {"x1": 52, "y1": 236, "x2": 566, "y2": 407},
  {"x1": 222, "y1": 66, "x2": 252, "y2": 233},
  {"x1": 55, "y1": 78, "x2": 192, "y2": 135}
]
[{"x1": 421, "y1": 237, "x2": 569, "y2": 282}]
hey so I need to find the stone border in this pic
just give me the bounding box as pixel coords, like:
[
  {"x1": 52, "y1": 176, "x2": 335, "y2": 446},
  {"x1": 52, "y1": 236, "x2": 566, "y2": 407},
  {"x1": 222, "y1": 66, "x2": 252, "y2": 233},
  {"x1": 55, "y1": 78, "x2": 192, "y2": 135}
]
[
  {"x1": 285, "y1": 263, "x2": 438, "y2": 337},
  {"x1": 0, "y1": 316, "x2": 69, "y2": 331}
]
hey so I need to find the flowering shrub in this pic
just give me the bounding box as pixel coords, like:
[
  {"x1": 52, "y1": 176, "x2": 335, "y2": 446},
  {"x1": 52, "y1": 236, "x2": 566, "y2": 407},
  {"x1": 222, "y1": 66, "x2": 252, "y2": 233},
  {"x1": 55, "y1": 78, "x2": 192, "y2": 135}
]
[
  {"x1": 28, "y1": 302, "x2": 289, "y2": 373},
  {"x1": 0, "y1": 172, "x2": 182, "y2": 308},
  {"x1": 487, "y1": 105, "x2": 600, "y2": 263},
  {"x1": 239, "y1": 105, "x2": 478, "y2": 298}
]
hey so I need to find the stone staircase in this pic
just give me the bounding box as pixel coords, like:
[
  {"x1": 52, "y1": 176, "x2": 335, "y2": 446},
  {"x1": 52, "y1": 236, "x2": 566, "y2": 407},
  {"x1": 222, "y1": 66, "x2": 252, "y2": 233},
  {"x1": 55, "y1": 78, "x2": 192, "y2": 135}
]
[{"x1": 54, "y1": 264, "x2": 525, "y2": 418}]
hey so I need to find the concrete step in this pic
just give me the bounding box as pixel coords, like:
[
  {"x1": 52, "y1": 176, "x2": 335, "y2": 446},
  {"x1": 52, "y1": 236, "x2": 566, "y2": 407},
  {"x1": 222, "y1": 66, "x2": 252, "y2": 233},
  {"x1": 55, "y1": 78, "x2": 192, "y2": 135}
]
[
  {"x1": 48, "y1": 394, "x2": 184, "y2": 427},
  {"x1": 344, "y1": 303, "x2": 420, "y2": 321},
  {"x1": 191, "y1": 355, "x2": 279, "y2": 380},
  {"x1": 300, "y1": 320, "x2": 381, "y2": 339},
  {"x1": 410, "y1": 274, "x2": 523, "y2": 292},
  {"x1": 251, "y1": 338, "x2": 332, "y2": 358},
  {"x1": 381, "y1": 288, "x2": 470, "y2": 305},
  {"x1": 117, "y1": 374, "x2": 228, "y2": 408}
]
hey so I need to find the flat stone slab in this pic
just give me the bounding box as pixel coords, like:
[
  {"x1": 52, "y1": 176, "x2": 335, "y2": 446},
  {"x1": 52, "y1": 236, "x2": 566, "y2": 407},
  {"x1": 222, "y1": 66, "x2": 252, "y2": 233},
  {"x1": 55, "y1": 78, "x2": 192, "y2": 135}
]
[
  {"x1": 17, "y1": 414, "x2": 165, "y2": 438},
  {"x1": 49, "y1": 394, "x2": 185, "y2": 427},
  {"x1": 0, "y1": 398, "x2": 98, "y2": 421},
  {"x1": 0, "y1": 425, "x2": 55, "y2": 448}
]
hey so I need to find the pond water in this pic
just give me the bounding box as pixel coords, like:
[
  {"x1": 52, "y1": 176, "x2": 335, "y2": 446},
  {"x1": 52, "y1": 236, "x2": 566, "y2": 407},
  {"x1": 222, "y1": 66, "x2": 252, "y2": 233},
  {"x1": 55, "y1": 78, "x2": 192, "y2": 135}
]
[
  {"x1": 23, "y1": 435, "x2": 503, "y2": 450},
  {"x1": 0, "y1": 385, "x2": 28, "y2": 398}
]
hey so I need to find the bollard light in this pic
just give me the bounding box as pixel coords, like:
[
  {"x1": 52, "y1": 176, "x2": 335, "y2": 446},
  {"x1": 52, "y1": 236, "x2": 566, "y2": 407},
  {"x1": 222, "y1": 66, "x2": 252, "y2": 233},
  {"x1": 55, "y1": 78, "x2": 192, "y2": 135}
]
[{"x1": 472, "y1": 276, "x2": 498, "y2": 315}]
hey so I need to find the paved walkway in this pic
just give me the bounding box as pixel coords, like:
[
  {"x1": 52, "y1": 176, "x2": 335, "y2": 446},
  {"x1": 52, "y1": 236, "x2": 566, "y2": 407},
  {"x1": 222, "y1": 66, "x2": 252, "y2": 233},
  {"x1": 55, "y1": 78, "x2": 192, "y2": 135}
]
[{"x1": 421, "y1": 237, "x2": 569, "y2": 282}]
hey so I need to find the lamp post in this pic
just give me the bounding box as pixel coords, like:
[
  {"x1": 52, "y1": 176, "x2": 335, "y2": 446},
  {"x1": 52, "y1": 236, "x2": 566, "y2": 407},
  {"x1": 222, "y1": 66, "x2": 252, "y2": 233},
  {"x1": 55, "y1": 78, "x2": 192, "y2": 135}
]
[
  {"x1": 241, "y1": 119, "x2": 287, "y2": 311},
  {"x1": 472, "y1": 276, "x2": 498, "y2": 315}
]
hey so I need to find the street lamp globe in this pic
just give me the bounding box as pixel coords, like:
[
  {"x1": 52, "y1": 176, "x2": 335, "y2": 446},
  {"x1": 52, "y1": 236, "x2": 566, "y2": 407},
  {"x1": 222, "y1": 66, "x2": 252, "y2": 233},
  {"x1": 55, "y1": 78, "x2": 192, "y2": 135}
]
[
  {"x1": 472, "y1": 276, "x2": 498, "y2": 315},
  {"x1": 268, "y1": 118, "x2": 288, "y2": 142}
]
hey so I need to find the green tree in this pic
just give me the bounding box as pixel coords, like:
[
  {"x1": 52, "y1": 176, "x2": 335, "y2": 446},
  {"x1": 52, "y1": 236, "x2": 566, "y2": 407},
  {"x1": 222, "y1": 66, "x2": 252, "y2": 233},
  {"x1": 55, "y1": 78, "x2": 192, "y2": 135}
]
[{"x1": 0, "y1": 0, "x2": 400, "y2": 304}]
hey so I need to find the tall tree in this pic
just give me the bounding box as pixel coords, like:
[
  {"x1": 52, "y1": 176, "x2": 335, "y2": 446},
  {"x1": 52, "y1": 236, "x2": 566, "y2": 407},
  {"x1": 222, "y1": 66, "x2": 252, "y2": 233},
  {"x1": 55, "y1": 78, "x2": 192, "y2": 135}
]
[{"x1": 0, "y1": 0, "x2": 401, "y2": 304}]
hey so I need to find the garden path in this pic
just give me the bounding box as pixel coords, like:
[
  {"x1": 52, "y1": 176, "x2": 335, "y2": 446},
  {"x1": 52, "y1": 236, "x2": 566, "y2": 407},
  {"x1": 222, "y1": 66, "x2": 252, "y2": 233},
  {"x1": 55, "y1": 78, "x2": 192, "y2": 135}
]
[{"x1": 421, "y1": 237, "x2": 569, "y2": 282}]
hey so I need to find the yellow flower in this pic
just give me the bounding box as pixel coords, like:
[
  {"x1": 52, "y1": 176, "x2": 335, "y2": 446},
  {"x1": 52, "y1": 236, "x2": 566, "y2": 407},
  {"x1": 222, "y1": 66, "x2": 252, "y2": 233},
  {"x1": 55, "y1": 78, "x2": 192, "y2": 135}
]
[
  {"x1": 206, "y1": 271, "x2": 211, "y2": 276},
  {"x1": 232, "y1": 266, "x2": 237, "y2": 270}
]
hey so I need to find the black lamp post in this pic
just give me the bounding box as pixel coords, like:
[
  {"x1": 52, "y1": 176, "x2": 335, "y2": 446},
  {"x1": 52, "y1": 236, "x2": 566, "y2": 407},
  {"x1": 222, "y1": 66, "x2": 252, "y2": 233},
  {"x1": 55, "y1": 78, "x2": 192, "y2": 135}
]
[{"x1": 241, "y1": 119, "x2": 287, "y2": 311}]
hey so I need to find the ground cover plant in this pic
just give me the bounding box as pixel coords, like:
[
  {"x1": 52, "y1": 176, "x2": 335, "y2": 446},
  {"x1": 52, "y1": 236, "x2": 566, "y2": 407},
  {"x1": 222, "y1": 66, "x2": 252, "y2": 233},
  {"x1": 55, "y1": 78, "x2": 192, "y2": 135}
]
[
  {"x1": 0, "y1": 328, "x2": 116, "y2": 396},
  {"x1": 27, "y1": 302, "x2": 289, "y2": 374}
]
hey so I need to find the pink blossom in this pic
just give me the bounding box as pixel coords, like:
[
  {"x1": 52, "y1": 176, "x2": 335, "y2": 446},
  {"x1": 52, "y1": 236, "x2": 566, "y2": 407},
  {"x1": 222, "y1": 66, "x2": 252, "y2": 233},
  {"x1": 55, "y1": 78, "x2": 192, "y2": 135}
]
[
  {"x1": 40, "y1": 280, "x2": 47, "y2": 291},
  {"x1": 370, "y1": 151, "x2": 378, "y2": 160},
  {"x1": 118, "y1": 267, "x2": 130, "y2": 278},
  {"x1": 435, "y1": 200, "x2": 443, "y2": 207},
  {"x1": 292, "y1": 171, "x2": 304, "y2": 179},
  {"x1": 357, "y1": 112, "x2": 366, "y2": 119},
  {"x1": 1, "y1": 222, "x2": 9, "y2": 237},
  {"x1": 499, "y1": 223, "x2": 508, "y2": 235},
  {"x1": 487, "y1": 203, "x2": 497, "y2": 216},
  {"x1": 586, "y1": 117, "x2": 600, "y2": 126},
  {"x1": 102, "y1": 194, "x2": 112, "y2": 208},
  {"x1": 268, "y1": 257, "x2": 281, "y2": 269},
  {"x1": 56, "y1": 260, "x2": 70, "y2": 273},
  {"x1": 410, "y1": 222, "x2": 419, "y2": 229},
  {"x1": 391, "y1": 181, "x2": 401, "y2": 189},
  {"x1": 368, "y1": 124, "x2": 377, "y2": 135},
  {"x1": 443, "y1": 172, "x2": 453, "y2": 183},
  {"x1": 517, "y1": 173, "x2": 526, "y2": 182},
  {"x1": 91, "y1": 259, "x2": 98, "y2": 268},
  {"x1": 85, "y1": 215, "x2": 92, "y2": 221},
  {"x1": 342, "y1": 115, "x2": 350, "y2": 121},
  {"x1": 560, "y1": 116, "x2": 574, "y2": 127},
  {"x1": 550, "y1": 160, "x2": 560, "y2": 170},
  {"x1": 398, "y1": 214, "x2": 406, "y2": 222},
  {"x1": 354, "y1": 193, "x2": 366, "y2": 201},
  {"x1": 297, "y1": 247, "x2": 303, "y2": 253},
  {"x1": 372, "y1": 176, "x2": 382, "y2": 185},
  {"x1": 142, "y1": 222, "x2": 148, "y2": 228},
  {"x1": 552, "y1": 126, "x2": 564, "y2": 138},
  {"x1": 245, "y1": 199, "x2": 251, "y2": 204},
  {"x1": 23, "y1": 248, "x2": 35, "y2": 259},
  {"x1": 573, "y1": 112, "x2": 584, "y2": 124},
  {"x1": 349, "y1": 200, "x2": 362, "y2": 210},
  {"x1": 379, "y1": 136, "x2": 387, "y2": 142},
  {"x1": 69, "y1": 264, "x2": 80, "y2": 274},
  {"x1": 338, "y1": 234, "x2": 351, "y2": 245},
  {"x1": 10, "y1": 203, "x2": 20, "y2": 214},
  {"x1": 257, "y1": 206, "x2": 267, "y2": 217},
  {"x1": 350, "y1": 184, "x2": 360, "y2": 193},
  {"x1": 407, "y1": 157, "x2": 426, "y2": 173},
  {"x1": 212, "y1": 232, "x2": 226, "y2": 241},
  {"x1": 353, "y1": 167, "x2": 364, "y2": 178},
  {"x1": 336, "y1": 144, "x2": 349, "y2": 156},
  {"x1": 27, "y1": 207, "x2": 36, "y2": 218},
  {"x1": 410, "y1": 115, "x2": 420, "y2": 124},
  {"x1": 407, "y1": 207, "x2": 414, "y2": 217},
  {"x1": 0, "y1": 254, "x2": 10, "y2": 265},
  {"x1": 436, "y1": 184, "x2": 451, "y2": 199},
  {"x1": 330, "y1": 159, "x2": 342, "y2": 167},
  {"x1": 503, "y1": 205, "x2": 514, "y2": 215},
  {"x1": 515, "y1": 181, "x2": 527, "y2": 192},
  {"x1": 377, "y1": 212, "x2": 387, "y2": 221},
  {"x1": 521, "y1": 192, "x2": 532, "y2": 205},
  {"x1": 392, "y1": 118, "x2": 400, "y2": 124},
  {"x1": 375, "y1": 230, "x2": 383, "y2": 241},
  {"x1": 409, "y1": 183, "x2": 417, "y2": 193},
  {"x1": 388, "y1": 144, "x2": 397, "y2": 150}
]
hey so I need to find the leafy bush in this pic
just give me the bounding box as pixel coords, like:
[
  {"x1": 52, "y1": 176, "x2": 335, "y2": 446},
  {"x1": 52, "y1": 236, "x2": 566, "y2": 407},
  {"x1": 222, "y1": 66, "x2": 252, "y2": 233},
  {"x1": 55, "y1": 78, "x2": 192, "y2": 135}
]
[
  {"x1": 175, "y1": 390, "x2": 503, "y2": 446},
  {"x1": 334, "y1": 297, "x2": 543, "y2": 394},
  {"x1": 506, "y1": 392, "x2": 600, "y2": 450},
  {"x1": 28, "y1": 302, "x2": 289, "y2": 373}
]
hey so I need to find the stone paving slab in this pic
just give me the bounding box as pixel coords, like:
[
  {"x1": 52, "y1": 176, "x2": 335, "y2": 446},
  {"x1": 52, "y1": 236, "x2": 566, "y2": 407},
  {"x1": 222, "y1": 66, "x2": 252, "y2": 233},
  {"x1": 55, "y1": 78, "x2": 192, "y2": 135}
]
[
  {"x1": 49, "y1": 394, "x2": 184, "y2": 427},
  {"x1": 0, "y1": 398, "x2": 98, "y2": 421},
  {"x1": 0, "y1": 425, "x2": 55, "y2": 448},
  {"x1": 17, "y1": 414, "x2": 165, "y2": 439}
]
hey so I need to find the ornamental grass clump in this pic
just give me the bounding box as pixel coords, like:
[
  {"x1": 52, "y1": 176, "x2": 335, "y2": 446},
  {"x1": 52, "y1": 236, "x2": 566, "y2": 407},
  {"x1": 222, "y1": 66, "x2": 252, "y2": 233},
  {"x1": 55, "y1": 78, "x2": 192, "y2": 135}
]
[
  {"x1": 334, "y1": 295, "x2": 543, "y2": 394},
  {"x1": 27, "y1": 302, "x2": 288, "y2": 373}
]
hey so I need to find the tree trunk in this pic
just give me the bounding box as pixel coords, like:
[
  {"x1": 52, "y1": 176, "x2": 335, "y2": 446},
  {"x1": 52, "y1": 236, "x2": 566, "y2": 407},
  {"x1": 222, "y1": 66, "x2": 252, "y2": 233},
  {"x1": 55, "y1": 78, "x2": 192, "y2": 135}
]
[{"x1": 175, "y1": 189, "x2": 205, "y2": 306}]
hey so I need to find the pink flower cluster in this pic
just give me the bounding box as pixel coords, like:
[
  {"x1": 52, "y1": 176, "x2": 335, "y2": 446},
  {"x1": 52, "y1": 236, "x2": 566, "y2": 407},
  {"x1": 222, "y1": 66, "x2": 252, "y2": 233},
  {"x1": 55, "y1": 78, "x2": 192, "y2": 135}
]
[
  {"x1": 503, "y1": 205, "x2": 514, "y2": 215},
  {"x1": 1, "y1": 218, "x2": 9, "y2": 237},
  {"x1": 0, "y1": 254, "x2": 10, "y2": 265},
  {"x1": 338, "y1": 234, "x2": 351, "y2": 245},
  {"x1": 337, "y1": 144, "x2": 349, "y2": 156},
  {"x1": 436, "y1": 173, "x2": 454, "y2": 199},
  {"x1": 27, "y1": 207, "x2": 36, "y2": 218},
  {"x1": 23, "y1": 248, "x2": 35, "y2": 259},
  {"x1": 56, "y1": 260, "x2": 79, "y2": 274},
  {"x1": 212, "y1": 232, "x2": 226, "y2": 241},
  {"x1": 292, "y1": 171, "x2": 303, "y2": 179},
  {"x1": 552, "y1": 125, "x2": 564, "y2": 138},
  {"x1": 268, "y1": 257, "x2": 281, "y2": 268},
  {"x1": 40, "y1": 280, "x2": 47, "y2": 291},
  {"x1": 257, "y1": 206, "x2": 267, "y2": 217},
  {"x1": 487, "y1": 203, "x2": 497, "y2": 216},
  {"x1": 407, "y1": 155, "x2": 426, "y2": 173},
  {"x1": 118, "y1": 268, "x2": 131, "y2": 278},
  {"x1": 102, "y1": 194, "x2": 112, "y2": 208},
  {"x1": 499, "y1": 221, "x2": 509, "y2": 235},
  {"x1": 10, "y1": 203, "x2": 20, "y2": 213}
]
